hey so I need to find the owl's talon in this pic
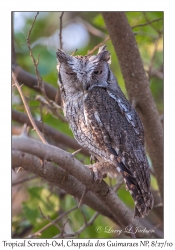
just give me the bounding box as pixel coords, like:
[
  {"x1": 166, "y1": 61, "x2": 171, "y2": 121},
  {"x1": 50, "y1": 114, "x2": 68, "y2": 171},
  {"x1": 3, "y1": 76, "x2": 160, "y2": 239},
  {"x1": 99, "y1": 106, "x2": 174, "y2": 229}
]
[
  {"x1": 85, "y1": 164, "x2": 107, "y2": 183},
  {"x1": 90, "y1": 155, "x2": 98, "y2": 164}
]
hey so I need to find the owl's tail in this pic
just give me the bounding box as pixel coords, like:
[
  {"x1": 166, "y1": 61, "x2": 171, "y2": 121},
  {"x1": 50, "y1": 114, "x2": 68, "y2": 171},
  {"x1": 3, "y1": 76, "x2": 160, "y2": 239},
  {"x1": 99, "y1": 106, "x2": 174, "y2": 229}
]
[
  {"x1": 108, "y1": 147, "x2": 154, "y2": 217},
  {"x1": 119, "y1": 162, "x2": 154, "y2": 217}
]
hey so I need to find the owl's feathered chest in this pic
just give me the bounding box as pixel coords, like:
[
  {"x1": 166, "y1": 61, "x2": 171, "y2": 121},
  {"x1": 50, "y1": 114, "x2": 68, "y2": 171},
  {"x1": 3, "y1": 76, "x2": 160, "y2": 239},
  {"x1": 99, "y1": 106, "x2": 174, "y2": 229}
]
[
  {"x1": 61, "y1": 87, "x2": 145, "y2": 166},
  {"x1": 61, "y1": 88, "x2": 113, "y2": 160},
  {"x1": 61, "y1": 91, "x2": 84, "y2": 125},
  {"x1": 63, "y1": 92, "x2": 97, "y2": 147}
]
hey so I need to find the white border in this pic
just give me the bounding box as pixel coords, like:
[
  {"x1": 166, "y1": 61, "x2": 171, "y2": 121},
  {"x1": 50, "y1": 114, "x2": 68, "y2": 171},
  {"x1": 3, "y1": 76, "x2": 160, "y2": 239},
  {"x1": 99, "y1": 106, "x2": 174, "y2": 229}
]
[{"x1": 1, "y1": 0, "x2": 175, "y2": 247}]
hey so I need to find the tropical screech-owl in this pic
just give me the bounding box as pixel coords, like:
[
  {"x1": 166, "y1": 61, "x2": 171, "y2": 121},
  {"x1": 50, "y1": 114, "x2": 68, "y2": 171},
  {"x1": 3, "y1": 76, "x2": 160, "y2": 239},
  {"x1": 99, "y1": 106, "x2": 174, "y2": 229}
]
[{"x1": 56, "y1": 45, "x2": 153, "y2": 217}]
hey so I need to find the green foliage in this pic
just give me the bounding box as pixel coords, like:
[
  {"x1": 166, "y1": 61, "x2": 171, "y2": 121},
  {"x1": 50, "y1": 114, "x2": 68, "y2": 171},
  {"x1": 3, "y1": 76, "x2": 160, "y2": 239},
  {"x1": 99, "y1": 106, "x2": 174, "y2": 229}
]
[
  {"x1": 92, "y1": 14, "x2": 105, "y2": 30},
  {"x1": 126, "y1": 12, "x2": 163, "y2": 113},
  {"x1": 23, "y1": 187, "x2": 60, "y2": 236},
  {"x1": 151, "y1": 175, "x2": 159, "y2": 190},
  {"x1": 118, "y1": 185, "x2": 134, "y2": 208}
]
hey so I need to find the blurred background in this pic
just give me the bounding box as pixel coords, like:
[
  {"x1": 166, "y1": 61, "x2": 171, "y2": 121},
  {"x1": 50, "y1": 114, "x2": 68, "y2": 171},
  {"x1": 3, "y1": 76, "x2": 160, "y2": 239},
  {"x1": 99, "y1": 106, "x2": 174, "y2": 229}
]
[{"x1": 12, "y1": 12, "x2": 163, "y2": 238}]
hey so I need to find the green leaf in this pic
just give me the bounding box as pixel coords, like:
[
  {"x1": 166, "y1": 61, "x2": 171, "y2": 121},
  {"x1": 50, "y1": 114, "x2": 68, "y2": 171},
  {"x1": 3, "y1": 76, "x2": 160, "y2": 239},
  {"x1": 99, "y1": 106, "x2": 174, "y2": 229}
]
[
  {"x1": 23, "y1": 187, "x2": 60, "y2": 226},
  {"x1": 92, "y1": 14, "x2": 105, "y2": 29},
  {"x1": 117, "y1": 186, "x2": 134, "y2": 208}
]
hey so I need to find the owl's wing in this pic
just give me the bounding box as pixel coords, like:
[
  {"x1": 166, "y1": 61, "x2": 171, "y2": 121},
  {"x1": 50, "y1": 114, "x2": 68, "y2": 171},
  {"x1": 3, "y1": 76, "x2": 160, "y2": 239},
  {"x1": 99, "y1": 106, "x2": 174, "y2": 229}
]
[
  {"x1": 106, "y1": 89, "x2": 144, "y2": 143},
  {"x1": 83, "y1": 87, "x2": 153, "y2": 217}
]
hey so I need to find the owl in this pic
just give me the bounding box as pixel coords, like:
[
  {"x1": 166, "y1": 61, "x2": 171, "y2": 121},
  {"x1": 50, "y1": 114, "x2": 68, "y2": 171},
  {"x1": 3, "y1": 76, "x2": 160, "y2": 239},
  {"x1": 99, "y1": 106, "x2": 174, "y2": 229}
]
[{"x1": 56, "y1": 45, "x2": 153, "y2": 217}]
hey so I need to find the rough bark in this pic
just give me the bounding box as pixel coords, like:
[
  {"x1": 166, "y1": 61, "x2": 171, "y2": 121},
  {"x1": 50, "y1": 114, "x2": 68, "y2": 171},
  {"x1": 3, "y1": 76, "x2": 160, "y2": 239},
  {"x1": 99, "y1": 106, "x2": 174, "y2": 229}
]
[
  {"x1": 102, "y1": 12, "x2": 163, "y2": 199},
  {"x1": 12, "y1": 65, "x2": 60, "y2": 104},
  {"x1": 12, "y1": 135, "x2": 150, "y2": 237},
  {"x1": 12, "y1": 150, "x2": 119, "y2": 224},
  {"x1": 12, "y1": 110, "x2": 89, "y2": 156}
]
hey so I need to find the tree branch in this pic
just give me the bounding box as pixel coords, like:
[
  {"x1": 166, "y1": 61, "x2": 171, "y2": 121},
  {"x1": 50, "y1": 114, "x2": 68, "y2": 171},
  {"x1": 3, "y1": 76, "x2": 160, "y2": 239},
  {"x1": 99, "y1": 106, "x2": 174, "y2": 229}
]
[
  {"x1": 148, "y1": 68, "x2": 163, "y2": 80},
  {"x1": 28, "y1": 206, "x2": 78, "y2": 238},
  {"x1": 102, "y1": 12, "x2": 163, "y2": 199},
  {"x1": 54, "y1": 212, "x2": 99, "y2": 238},
  {"x1": 12, "y1": 135, "x2": 152, "y2": 238},
  {"x1": 78, "y1": 17, "x2": 106, "y2": 38},
  {"x1": 12, "y1": 110, "x2": 89, "y2": 156},
  {"x1": 59, "y1": 12, "x2": 64, "y2": 49},
  {"x1": 12, "y1": 72, "x2": 48, "y2": 144},
  {"x1": 26, "y1": 12, "x2": 42, "y2": 91},
  {"x1": 131, "y1": 17, "x2": 163, "y2": 29},
  {"x1": 12, "y1": 65, "x2": 59, "y2": 104},
  {"x1": 87, "y1": 36, "x2": 110, "y2": 55},
  {"x1": 12, "y1": 175, "x2": 37, "y2": 186},
  {"x1": 26, "y1": 12, "x2": 63, "y2": 115},
  {"x1": 36, "y1": 95, "x2": 66, "y2": 123},
  {"x1": 143, "y1": 12, "x2": 162, "y2": 35},
  {"x1": 12, "y1": 150, "x2": 118, "y2": 225},
  {"x1": 12, "y1": 12, "x2": 61, "y2": 106}
]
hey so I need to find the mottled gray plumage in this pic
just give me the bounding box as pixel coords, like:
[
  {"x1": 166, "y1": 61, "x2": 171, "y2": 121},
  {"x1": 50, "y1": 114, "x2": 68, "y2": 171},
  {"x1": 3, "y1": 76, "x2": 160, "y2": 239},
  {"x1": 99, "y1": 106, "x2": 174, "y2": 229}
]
[{"x1": 56, "y1": 45, "x2": 153, "y2": 217}]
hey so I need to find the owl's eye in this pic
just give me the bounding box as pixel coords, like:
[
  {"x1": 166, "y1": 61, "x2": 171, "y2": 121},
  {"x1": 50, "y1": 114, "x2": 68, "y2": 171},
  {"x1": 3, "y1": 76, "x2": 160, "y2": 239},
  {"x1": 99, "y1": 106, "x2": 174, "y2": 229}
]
[
  {"x1": 93, "y1": 70, "x2": 102, "y2": 75},
  {"x1": 66, "y1": 72, "x2": 75, "y2": 75}
]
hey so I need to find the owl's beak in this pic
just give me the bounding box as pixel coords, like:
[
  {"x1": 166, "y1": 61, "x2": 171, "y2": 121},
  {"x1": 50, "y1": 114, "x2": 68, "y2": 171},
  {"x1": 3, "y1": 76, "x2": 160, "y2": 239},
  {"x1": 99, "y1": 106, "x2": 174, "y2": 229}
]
[{"x1": 83, "y1": 81, "x2": 89, "y2": 92}]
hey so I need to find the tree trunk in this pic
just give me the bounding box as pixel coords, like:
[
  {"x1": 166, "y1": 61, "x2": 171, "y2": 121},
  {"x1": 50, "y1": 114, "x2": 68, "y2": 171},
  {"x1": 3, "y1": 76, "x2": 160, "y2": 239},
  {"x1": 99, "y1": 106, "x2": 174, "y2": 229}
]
[{"x1": 102, "y1": 12, "x2": 163, "y2": 199}]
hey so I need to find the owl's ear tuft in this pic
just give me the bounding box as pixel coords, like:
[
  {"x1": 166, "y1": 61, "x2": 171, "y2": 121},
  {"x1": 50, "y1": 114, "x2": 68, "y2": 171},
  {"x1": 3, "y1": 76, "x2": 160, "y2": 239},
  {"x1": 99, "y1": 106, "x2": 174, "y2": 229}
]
[
  {"x1": 98, "y1": 45, "x2": 107, "y2": 53},
  {"x1": 97, "y1": 45, "x2": 111, "y2": 64},
  {"x1": 56, "y1": 49, "x2": 73, "y2": 64}
]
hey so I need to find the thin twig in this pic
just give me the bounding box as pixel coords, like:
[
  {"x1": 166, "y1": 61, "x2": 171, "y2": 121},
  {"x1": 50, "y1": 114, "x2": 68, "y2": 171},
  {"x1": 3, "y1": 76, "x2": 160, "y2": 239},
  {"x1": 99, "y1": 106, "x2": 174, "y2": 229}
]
[
  {"x1": 36, "y1": 95, "x2": 67, "y2": 123},
  {"x1": 78, "y1": 17, "x2": 106, "y2": 38},
  {"x1": 21, "y1": 123, "x2": 30, "y2": 136},
  {"x1": 57, "y1": 11, "x2": 64, "y2": 110},
  {"x1": 124, "y1": 223, "x2": 136, "y2": 239},
  {"x1": 36, "y1": 95, "x2": 61, "y2": 109},
  {"x1": 147, "y1": 68, "x2": 163, "y2": 80},
  {"x1": 13, "y1": 65, "x2": 59, "y2": 103},
  {"x1": 133, "y1": 31, "x2": 161, "y2": 38},
  {"x1": 26, "y1": 12, "x2": 43, "y2": 90},
  {"x1": 54, "y1": 211, "x2": 99, "y2": 238},
  {"x1": 59, "y1": 218, "x2": 69, "y2": 238},
  {"x1": 71, "y1": 48, "x2": 78, "y2": 56},
  {"x1": 113, "y1": 175, "x2": 124, "y2": 192},
  {"x1": 131, "y1": 17, "x2": 163, "y2": 29},
  {"x1": 38, "y1": 206, "x2": 62, "y2": 231},
  {"x1": 79, "y1": 207, "x2": 87, "y2": 224},
  {"x1": 38, "y1": 206, "x2": 46, "y2": 219},
  {"x1": 39, "y1": 103, "x2": 45, "y2": 136},
  {"x1": 142, "y1": 13, "x2": 162, "y2": 35},
  {"x1": 15, "y1": 167, "x2": 23, "y2": 173},
  {"x1": 12, "y1": 175, "x2": 37, "y2": 186},
  {"x1": 12, "y1": 72, "x2": 48, "y2": 144},
  {"x1": 72, "y1": 148, "x2": 82, "y2": 157},
  {"x1": 78, "y1": 187, "x2": 87, "y2": 208},
  {"x1": 87, "y1": 36, "x2": 110, "y2": 55},
  {"x1": 28, "y1": 206, "x2": 78, "y2": 238},
  {"x1": 26, "y1": 12, "x2": 53, "y2": 104},
  {"x1": 59, "y1": 12, "x2": 64, "y2": 49},
  {"x1": 26, "y1": 12, "x2": 62, "y2": 118},
  {"x1": 154, "y1": 203, "x2": 163, "y2": 208},
  {"x1": 12, "y1": 109, "x2": 89, "y2": 156}
]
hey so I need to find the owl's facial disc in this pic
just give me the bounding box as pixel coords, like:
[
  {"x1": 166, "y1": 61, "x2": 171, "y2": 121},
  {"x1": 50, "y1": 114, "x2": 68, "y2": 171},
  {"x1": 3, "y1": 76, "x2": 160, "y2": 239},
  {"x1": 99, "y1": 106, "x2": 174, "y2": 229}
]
[{"x1": 80, "y1": 62, "x2": 109, "y2": 92}]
